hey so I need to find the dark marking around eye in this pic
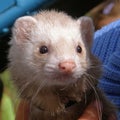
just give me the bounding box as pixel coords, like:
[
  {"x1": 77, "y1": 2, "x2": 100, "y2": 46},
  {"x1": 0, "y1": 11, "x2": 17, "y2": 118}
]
[
  {"x1": 76, "y1": 45, "x2": 82, "y2": 53},
  {"x1": 39, "y1": 45, "x2": 48, "y2": 54}
]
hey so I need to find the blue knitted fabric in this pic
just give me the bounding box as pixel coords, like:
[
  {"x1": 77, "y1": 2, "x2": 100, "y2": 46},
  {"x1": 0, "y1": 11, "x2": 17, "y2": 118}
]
[{"x1": 92, "y1": 19, "x2": 120, "y2": 118}]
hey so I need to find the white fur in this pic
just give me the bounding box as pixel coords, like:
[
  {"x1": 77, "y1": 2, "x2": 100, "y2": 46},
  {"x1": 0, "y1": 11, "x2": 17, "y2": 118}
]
[{"x1": 8, "y1": 11, "x2": 92, "y2": 88}]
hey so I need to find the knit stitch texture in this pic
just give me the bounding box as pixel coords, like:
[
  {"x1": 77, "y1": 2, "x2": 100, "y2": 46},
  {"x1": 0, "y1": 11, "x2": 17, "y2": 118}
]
[{"x1": 92, "y1": 19, "x2": 120, "y2": 118}]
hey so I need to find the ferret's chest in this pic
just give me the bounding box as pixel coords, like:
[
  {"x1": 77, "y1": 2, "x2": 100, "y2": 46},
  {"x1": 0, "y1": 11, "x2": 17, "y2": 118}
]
[{"x1": 30, "y1": 87, "x2": 93, "y2": 120}]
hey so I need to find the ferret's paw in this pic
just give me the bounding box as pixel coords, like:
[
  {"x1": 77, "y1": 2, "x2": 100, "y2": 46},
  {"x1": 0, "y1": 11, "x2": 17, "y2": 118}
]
[
  {"x1": 68, "y1": 93, "x2": 82, "y2": 102},
  {"x1": 49, "y1": 103, "x2": 65, "y2": 115},
  {"x1": 75, "y1": 96, "x2": 82, "y2": 102},
  {"x1": 56, "y1": 103, "x2": 65, "y2": 113}
]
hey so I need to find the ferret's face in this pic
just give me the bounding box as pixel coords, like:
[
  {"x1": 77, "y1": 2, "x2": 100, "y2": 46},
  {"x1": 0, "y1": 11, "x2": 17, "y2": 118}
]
[
  {"x1": 29, "y1": 24, "x2": 90, "y2": 86},
  {"x1": 9, "y1": 11, "x2": 94, "y2": 87}
]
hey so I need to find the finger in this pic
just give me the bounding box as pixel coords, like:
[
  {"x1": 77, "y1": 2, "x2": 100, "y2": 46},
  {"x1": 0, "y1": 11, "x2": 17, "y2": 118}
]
[
  {"x1": 15, "y1": 100, "x2": 29, "y2": 120},
  {"x1": 78, "y1": 101, "x2": 100, "y2": 120}
]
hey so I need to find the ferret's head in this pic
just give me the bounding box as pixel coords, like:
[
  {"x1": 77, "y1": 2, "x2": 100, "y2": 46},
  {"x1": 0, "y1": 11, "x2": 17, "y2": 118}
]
[{"x1": 9, "y1": 11, "x2": 96, "y2": 89}]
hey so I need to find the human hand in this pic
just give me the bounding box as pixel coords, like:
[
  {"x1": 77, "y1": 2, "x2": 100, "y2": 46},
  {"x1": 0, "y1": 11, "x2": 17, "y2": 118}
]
[
  {"x1": 78, "y1": 101, "x2": 100, "y2": 120},
  {"x1": 15, "y1": 100, "x2": 29, "y2": 120},
  {"x1": 15, "y1": 100, "x2": 115, "y2": 120}
]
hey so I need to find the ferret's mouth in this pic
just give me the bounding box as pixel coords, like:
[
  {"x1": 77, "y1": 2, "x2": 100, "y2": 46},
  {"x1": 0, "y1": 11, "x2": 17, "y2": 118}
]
[
  {"x1": 45, "y1": 71, "x2": 77, "y2": 85},
  {"x1": 52, "y1": 73, "x2": 77, "y2": 84}
]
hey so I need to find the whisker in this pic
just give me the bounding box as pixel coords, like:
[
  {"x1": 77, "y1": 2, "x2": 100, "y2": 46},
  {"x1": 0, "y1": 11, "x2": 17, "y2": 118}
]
[
  {"x1": 84, "y1": 92, "x2": 87, "y2": 104},
  {"x1": 17, "y1": 80, "x2": 34, "y2": 98},
  {"x1": 89, "y1": 64, "x2": 101, "y2": 69},
  {"x1": 84, "y1": 73, "x2": 102, "y2": 120}
]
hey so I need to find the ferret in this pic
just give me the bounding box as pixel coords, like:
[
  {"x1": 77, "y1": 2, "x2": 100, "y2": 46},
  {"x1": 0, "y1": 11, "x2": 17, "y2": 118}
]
[{"x1": 8, "y1": 10, "x2": 116, "y2": 120}]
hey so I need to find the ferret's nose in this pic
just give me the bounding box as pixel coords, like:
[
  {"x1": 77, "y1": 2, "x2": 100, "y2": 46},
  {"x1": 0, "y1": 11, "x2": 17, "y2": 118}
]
[{"x1": 58, "y1": 60, "x2": 76, "y2": 73}]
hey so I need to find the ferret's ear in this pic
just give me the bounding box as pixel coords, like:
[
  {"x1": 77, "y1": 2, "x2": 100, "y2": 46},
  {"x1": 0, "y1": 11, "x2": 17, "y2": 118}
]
[
  {"x1": 77, "y1": 16, "x2": 94, "y2": 47},
  {"x1": 12, "y1": 16, "x2": 37, "y2": 44}
]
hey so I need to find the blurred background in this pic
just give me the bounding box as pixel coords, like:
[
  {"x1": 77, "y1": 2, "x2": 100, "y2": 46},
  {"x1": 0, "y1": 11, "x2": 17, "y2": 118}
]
[{"x1": 0, "y1": 0, "x2": 120, "y2": 119}]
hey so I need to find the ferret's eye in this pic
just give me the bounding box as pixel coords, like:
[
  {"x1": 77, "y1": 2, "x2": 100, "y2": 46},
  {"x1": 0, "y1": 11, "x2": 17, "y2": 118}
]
[
  {"x1": 39, "y1": 46, "x2": 48, "y2": 54},
  {"x1": 76, "y1": 45, "x2": 82, "y2": 53}
]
